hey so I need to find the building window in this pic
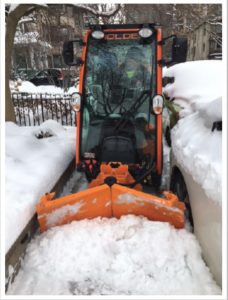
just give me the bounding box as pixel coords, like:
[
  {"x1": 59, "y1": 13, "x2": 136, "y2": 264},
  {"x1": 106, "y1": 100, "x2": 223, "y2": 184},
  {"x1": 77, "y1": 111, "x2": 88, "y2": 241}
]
[
  {"x1": 217, "y1": 42, "x2": 222, "y2": 49},
  {"x1": 209, "y1": 39, "x2": 215, "y2": 49},
  {"x1": 203, "y1": 27, "x2": 206, "y2": 35},
  {"x1": 53, "y1": 55, "x2": 62, "y2": 68},
  {"x1": 203, "y1": 43, "x2": 206, "y2": 52}
]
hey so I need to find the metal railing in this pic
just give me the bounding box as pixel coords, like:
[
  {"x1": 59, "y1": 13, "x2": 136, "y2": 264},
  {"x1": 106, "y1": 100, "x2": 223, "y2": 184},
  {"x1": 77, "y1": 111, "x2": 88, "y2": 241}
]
[{"x1": 12, "y1": 93, "x2": 76, "y2": 126}]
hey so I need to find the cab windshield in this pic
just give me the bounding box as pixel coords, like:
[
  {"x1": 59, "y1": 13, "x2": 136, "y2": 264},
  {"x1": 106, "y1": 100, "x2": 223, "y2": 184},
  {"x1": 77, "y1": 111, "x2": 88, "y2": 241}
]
[{"x1": 81, "y1": 34, "x2": 156, "y2": 165}]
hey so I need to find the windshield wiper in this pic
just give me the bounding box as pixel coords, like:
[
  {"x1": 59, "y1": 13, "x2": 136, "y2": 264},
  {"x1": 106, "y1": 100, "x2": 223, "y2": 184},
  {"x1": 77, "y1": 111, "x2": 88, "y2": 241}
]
[{"x1": 113, "y1": 90, "x2": 151, "y2": 133}]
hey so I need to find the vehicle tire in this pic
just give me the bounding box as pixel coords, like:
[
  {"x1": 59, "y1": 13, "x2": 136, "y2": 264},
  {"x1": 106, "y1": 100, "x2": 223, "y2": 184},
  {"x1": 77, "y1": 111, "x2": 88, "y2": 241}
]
[
  {"x1": 151, "y1": 173, "x2": 162, "y2": 190},
  {"x1": 170, "y1": 168, "x2": 194, "y2": 230},
  {"x1": 165, "y1": 126, "x2": 171, "y2": 147}
]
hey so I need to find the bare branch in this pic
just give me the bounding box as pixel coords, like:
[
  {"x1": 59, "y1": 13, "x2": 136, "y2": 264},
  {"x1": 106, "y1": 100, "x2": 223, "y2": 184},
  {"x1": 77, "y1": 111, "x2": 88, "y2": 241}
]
[
  {"x1": 73, "y1": 4, "x2": 122, "y2": 17},
  {"x1": 18, "y1": 17, "x2": 35, "y2": 25}
]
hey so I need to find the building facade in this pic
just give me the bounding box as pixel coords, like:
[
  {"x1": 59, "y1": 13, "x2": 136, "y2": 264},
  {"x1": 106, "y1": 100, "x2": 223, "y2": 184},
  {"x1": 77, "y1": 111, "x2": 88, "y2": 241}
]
[
  {"x1": 187, "y1": 21, "x2": 222, "y2": 61},
  {"x1": 12, "y1": 4, "x2": 86, "y2": 78}
]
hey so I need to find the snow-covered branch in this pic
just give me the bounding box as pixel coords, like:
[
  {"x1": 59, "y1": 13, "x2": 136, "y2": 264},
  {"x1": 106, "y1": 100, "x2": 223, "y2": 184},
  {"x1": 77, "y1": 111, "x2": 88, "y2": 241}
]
[
  {"x1": 8, "y1": 4, "x2": 48, "y2": 15},
  {"x1": 18, "y1": 17, "x2": 36, "y2": 25},
  {"x1": 73, "y1": 4, "x2": 122, "y2": 17},
  {"x1": 207, "y1": 21, "x2": 222, "y2": 26}
]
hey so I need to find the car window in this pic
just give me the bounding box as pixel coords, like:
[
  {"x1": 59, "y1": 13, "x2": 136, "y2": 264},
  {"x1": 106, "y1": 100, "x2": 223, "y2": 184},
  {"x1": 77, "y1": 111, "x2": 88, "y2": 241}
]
[
  {"x1": 36, "y1": 70, "x2": 49, "y2": 78},
  {"x1": 49, "y1": 69, "x2": 59, "y2": 76}
]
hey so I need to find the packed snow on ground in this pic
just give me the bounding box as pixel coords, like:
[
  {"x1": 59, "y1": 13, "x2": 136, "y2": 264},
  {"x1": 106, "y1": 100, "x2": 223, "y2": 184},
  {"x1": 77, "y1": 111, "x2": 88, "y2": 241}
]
[
  {"x1": 5, "y1": 120, "x2": 76, "y2": 253},
  {"x1": 163, "y1": 61, "x2": 222, "y2": 205},
  {"x1": 7, "y1": 215, "x2": 220, "y2": 295}
]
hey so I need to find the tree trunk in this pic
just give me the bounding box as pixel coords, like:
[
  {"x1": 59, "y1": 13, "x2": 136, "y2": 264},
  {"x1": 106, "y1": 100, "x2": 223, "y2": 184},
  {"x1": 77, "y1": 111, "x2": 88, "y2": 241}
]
[{"x1": 5, "y1": 12, "x2": 18, "y2": 122}]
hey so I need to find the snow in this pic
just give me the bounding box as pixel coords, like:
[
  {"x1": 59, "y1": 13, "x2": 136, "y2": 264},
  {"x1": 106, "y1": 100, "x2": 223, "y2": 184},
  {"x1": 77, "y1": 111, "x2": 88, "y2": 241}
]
[
  {"x1": 8, "y1": 4, "x2": 20, "y2": 13},
  {"x1": 45, "y1": 201, "x2": 85, "y2": 227},
  {"x1": 163, "y1": 61, "x2": 222, "y2": 205},
  {"x1": 6, "y1": 60, "x2": 223, "y2": 295},
  {"x1": 13, "y1": 80, "x2": 78, "y2": 95},
  {"x1": 7, "y1": 215, "x2": 221, "y2": 295},
  {"x1": 5, "y1": 120, "x2": 76, "y2": 253},
  {"x1": 163, "y1": 60, "x2": 222, "y2": 118},
  {"x1": 117, "y1": 194, "x2": 182, "y2": 214}
]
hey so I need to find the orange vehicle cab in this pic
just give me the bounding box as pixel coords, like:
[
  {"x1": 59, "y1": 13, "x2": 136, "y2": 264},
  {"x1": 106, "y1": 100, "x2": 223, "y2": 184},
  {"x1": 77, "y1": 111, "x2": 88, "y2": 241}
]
[{"x1": 36, "y1": 24, "x2": 188, "y2": 232}]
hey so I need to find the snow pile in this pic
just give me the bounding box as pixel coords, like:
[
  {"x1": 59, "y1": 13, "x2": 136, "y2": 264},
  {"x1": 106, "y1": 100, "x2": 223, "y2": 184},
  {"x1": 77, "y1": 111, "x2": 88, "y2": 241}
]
[
  {"x1": 163, "y1": 60, "x2": 222, "y2": 117},
  {"x1": 5, "y1": 120, "x2": 76, "y2": 253},
  {"x1": 14, "y1": 81, "x2": 78, "y2": 95},
  {"x1": 7, "y1": 215, "x2": 221, "y2": 295},
  {"x1": 163, "y1": 61, "x2": 222, "y2": 205}
]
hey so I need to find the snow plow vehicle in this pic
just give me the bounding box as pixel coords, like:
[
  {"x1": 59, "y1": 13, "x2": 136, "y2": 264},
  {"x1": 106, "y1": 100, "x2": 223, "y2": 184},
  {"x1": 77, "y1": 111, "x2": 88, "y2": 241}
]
[{"x1": 36, "y1": 24, "x2": 188, "y2": 232}]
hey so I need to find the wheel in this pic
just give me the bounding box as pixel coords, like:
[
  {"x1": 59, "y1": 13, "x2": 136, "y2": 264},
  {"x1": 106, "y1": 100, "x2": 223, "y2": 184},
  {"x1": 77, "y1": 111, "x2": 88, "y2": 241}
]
[
  {"x1": 150, "y1": 173, "x2": 162, "y2": 189},
  {"x1": 165, "y1": 126, "x2": 171, "y2": 147},
  {"x1": 170, "y1": 168, "x2": 194, "y2": 230}
]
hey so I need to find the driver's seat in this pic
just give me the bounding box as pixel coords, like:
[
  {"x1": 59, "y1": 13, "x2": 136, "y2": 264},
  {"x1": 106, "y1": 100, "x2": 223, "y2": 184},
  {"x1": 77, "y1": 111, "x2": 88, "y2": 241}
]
[{"x1": 98, "y1": 117, "x2": 137, "y2": 164}]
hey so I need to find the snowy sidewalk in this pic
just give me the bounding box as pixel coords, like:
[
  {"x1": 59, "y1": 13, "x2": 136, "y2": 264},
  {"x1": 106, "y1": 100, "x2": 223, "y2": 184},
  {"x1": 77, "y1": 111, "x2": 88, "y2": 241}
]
[
  {"x1": 7, "y1": 215, "x2": 220, "y2": 295},
  {"x1": 5, "y1": 120, "x2": 76, "y2": 253}
]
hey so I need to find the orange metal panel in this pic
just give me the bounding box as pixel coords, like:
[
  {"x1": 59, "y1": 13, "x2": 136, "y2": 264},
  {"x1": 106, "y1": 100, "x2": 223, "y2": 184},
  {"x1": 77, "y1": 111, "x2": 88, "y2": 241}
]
[
  {"x1": 36, "y1": 183, "x2": 185, "y2": 232},
  {"x1": 36, "y1": 184, "x2": 111, "y2": 232},
  {"x1": 111, "y1": 184, "x2": 185, "y2": 229},
  {"x1": 156, "y1": 28, "x2": 163, "y2": 175},
  {"x1": 103, "y1": 29, "x2": 139, "y2": 33},
  {"x1": 89, "y1": 163, "x2": 142, "y2": 191},
  {"x1": 76, "y1": 30, "x2": 91, "y2": 165}
]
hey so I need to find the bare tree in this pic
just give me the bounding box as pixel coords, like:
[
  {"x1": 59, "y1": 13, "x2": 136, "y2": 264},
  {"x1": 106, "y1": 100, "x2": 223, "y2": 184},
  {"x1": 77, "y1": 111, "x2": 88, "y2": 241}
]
[
  {"x1": 5, "y1": 4, "x2": 122, "y2": 122},
  {"x1": 5, "y1": 4, "x2": 47, "y2": 122}
]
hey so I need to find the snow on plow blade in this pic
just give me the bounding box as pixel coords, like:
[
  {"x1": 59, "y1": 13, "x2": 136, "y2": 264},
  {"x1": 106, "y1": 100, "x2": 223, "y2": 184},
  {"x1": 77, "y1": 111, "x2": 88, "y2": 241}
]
[
  {"x1": 111, "y1": 184, "x2": 185, "y2": 229},
  {"x1": 37, "y1": 185, "x2": 112, "y2": 232},
  {"x1": 36, "y1": 184, "x2": 185, "y2": 232}
]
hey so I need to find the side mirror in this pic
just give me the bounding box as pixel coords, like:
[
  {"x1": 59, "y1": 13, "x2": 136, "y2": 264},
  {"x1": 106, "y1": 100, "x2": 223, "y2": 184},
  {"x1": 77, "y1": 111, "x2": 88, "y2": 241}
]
[
  {"x1": 172, "y1": 37, "x2": 188, "y2": 63},
  {"x1": 62, "y1": 40, "x2": 83, "y2": 66}
]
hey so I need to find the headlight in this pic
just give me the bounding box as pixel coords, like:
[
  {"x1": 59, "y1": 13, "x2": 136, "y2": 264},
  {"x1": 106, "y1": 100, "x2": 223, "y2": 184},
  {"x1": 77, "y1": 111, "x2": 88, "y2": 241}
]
[
  {"x1": 91, "y1": 30, "x2": 104, "y2": 40},
  {"x1": 71, "y1": 93, "x2": 81, "y2": 112},
  {"x1": 152, "y1": 95, "x2": 164, "y2": 114},
  {"x1": 139, "y1": 27, "x2": 153, "y2": 38}
]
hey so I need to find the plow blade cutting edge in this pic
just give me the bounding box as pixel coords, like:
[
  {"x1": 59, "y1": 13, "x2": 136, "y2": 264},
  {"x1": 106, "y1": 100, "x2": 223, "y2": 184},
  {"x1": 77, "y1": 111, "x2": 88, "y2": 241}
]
[{"x1": 36, "y1": 184, "x2": 185, "y2": 232}]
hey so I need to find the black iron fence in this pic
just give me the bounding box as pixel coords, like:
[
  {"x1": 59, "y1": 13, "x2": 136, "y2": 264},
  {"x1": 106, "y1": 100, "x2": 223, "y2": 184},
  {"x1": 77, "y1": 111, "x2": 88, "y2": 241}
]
[{"x1": 12, "y1": 93, "x2": 76, "y2": 126}]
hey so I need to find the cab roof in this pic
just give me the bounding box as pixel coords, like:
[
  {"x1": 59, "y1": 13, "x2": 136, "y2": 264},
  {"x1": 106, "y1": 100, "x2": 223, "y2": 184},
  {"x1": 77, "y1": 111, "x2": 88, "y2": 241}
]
[{"x1": 87, "y1": 23, "x2": 161, "y2": 30}]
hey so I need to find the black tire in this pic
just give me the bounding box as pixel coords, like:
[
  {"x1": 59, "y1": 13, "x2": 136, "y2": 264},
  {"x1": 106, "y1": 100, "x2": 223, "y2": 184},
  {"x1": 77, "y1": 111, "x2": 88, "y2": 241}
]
[
  {"x1": 151, "y1": 173, "x2": 162, "y2": 190},
  {"x1": 165, "y1": 126, "x2": 171, "y2": 147},
  {"x1": 170, "y1": 168, "x2": 194, "y2": 230}
]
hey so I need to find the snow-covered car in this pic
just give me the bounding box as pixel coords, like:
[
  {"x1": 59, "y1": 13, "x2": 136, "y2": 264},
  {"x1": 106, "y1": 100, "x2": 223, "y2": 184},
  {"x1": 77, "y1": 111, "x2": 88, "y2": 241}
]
[
  {"x1": 29, "y1": 68, "x2": 64, "y2": 87},
  {"x1": 163, "y1": 61, "x2": 222, "y2": 287}
]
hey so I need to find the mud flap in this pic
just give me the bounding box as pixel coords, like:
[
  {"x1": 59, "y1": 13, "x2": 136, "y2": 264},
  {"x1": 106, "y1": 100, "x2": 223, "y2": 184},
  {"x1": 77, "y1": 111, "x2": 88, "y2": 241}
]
[{"x1": 37, "y1": 184, "x2": 185, "y2": 232}]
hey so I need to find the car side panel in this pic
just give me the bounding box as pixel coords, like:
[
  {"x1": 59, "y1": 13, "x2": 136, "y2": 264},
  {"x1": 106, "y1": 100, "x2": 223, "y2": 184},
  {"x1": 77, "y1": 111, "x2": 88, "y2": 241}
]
[{"x1": 171, "y1": 156, "x2": 222, "y2": 287}]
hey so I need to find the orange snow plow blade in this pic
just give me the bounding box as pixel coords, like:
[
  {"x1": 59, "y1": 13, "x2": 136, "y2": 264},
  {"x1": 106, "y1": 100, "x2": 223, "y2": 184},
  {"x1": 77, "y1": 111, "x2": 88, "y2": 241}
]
[
  {"x1": 111, "y1": 184, "x2": 185, "y2": 229},
  {"x1": 37, "y1": 185, "x2": 112, "y2": 232},
  {"x1": 37, "y1": 184, "x2": 185, "y2": 232}
]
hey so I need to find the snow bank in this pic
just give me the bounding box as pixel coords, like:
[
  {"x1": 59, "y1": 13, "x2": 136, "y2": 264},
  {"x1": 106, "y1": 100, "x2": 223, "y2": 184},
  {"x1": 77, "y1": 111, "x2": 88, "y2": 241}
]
[
  {"x1": 163, "y1": 61, "x2": 222, "y2": 205},
  {"x1": 14, "y1": 81, "x2": 78, "y2": 95},
  {"x1": 5, "y1": 120, "x2": 76, "y2": 253},
  {"x1": 7, "y1": 215, "x2": 220, "y2": 295},
  {"x1": 163, "y1": 60, "x2": 222, "y2": 117}
]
